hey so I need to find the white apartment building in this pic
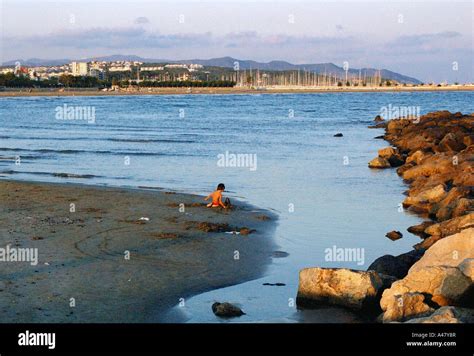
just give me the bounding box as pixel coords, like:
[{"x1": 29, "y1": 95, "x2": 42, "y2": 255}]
[{"x1": 71, "y1": 62, "x2": 89, "y2": 76}]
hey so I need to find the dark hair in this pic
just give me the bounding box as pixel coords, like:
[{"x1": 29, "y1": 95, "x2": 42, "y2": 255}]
[{"x1": 217, "y1": 183, "x2": 225, "y2": 191}]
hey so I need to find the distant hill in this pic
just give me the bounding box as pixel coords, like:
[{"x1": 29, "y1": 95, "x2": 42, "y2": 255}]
[{"x1": 2, "y1": 55, "x2": 421, "y2": 84}]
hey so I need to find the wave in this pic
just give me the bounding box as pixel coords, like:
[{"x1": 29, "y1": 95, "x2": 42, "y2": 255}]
[
  {"x1": 0, "y1": 136, "x2": 196, "y2": 143},
  {"x1": 0, "y1": 170, "x2": 98, "y2": 179},
  {"x1": 0, "y1": 147, "x2": 203, "y2": 157},
  {"x1": 106, "y1": 138, "x2": 195, "y2": 143}
]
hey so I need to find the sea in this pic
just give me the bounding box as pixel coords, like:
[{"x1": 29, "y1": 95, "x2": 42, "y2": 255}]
[{"x1": 1, "y1": 91, "x2": 473, "y2": 322}]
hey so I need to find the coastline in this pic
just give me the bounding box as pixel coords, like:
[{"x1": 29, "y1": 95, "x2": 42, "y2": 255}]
[
  {"x1": 0, "y1": 179, "x2": 278, "y2": 322},
  {"x1": 1, "y1": 85, "x2": 474, "y2": 97},
  {"x1": 296, "y1": 110, "x2": 473, "y2": 323}
]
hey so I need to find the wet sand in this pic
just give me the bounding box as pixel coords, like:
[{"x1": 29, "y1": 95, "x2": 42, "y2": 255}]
[
  {"x1": 0, "y1": 180, "x2": 277, "y2": 322},
  {"x1": 1, "y1": 85, "x2": 473, "y2": 97}
]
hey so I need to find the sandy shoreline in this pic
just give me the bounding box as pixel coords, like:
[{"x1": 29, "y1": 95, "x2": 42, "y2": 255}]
[
  {"x1": 1, "y1": 85, "x2": 474, "y2": 97},
  {"x1": 0, "y1": 179, "x2": 278, "y2": 322}
]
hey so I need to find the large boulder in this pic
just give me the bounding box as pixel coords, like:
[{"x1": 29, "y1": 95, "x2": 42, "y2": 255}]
[
  {"x1": 382, "y1": 292, "x2": 434, "y2": 322},
  {"x1": 296, "y1": 268, "x2": 384, "y2": 310},
  {"x1": 380, "y1": 265, "x2": 472, "y2": 308},
  {"x1": 405, "y1": 306, "x2": 474, "y2": 323},
  {"x1": 410, "y1": 228, "x2": 474, "y2": 272}
]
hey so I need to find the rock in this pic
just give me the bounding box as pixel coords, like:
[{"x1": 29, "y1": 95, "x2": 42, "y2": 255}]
[
  {"x1": 424, "y1": 215, "x2": 474, "y2": 238},
  {"x1": 380, "y1": 265, "x2": 472, "y2": 308},
  {"x1": 463, "y1": 135, "x2": 474, "y2": 147},
  {"x1": 378, "y1": 147, "x2": 397, "y2": 159},
  {"x1": 374, "y1": 135, "x2": 385, "y2": 139},
  {"x1": 386, "y1": 231, "x2": 403, "y2": 241},
  {"x1": 410, "y1": 228, "x2": 474, "y2": 272},
  {"x1": 211, "y1": 302, "x2": 245, "y2": 317},
  {"x1": 368, "y1": 250, "x2": 424, "y2": 279},
  {"x1": 334, "y1": 133, "x2": 343, "y2": 137},
  {"x1": 405, "y1": 306, "x2": 474, "y2": 323},
  {"x1": 381, "y1": 292, "x2": 434, "y2": 322},
  {"x1": 368, "y1": 122, "x2": 387, "y2": 129},
  {"x1": 438, "y1": 132, "x2": 466, "y2": 152},
  {"x1": 387, "y1": 119, "x2": 411, "y2": 134},
  {"x1": 459, "y1": 258, "x2": 474, "y2": 281},
  {"x1": 368, "y1": 157, "x2": 391, "y2": 169},
  {"x1": 296, "y1": 268, "x2": 384, "y2": 310},
  {"x1": 407, "y1": 221, "x2": 434, "y2": 238},
  {"x1": 374, "y1": 115, "x2": 385, "y2": 122},
  {"x1": 387, "y1": 154, "x2": 405, "y2": 167},
  {"x1": 431, "y1": 187, "x2": 472, "y2": 221},
  {"x1": 377, "y1": 147, "x2": 405, "y2": 167},
  {"x1": 413, "y1": 235, "x2": 442, "y2": 250},
  {"x1": 403, "y1": 184, "x2": 447, "y2": 209},
  {"x1": 406, "y1": 150, "x2": 429, "y2": 165}
]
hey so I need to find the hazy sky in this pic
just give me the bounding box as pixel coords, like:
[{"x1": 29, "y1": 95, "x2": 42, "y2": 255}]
[{"x1": 1, "y1": 0, "x2": 473, "y2": 82}]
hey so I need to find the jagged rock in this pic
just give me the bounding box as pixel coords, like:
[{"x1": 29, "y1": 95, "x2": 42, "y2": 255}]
[
  {"x1": 424, "y1": 215, "x2": 474, "y2": 238},
  {"x1": 368, "y1": 157, "x2": 391, "y2": 169},
  {"x1": 378, "y1": 147, "x2": 397, "y2": 159},
  {"x1": 406, "y1": 150, "x2": 431, "y2": 165},
  {"x1": 374, "y1": 115, "x2": 384, "y2": 122},
  {"x1": 405, "y1": 306, "x2": 474, "y2": 323},
  {"x1": 438, "y1": 132, "x2": 466, "y2": 152},
  {"x1": 407, "y1": 221, "x2": 434, "y2": 238},
  {"x1": 387, "y1": 119, "x2": 411, "y2": 133},
  {"x1": 413, "y1": 235, "x2": 443, "y2": 250},
  {"x1": 381, "y1": 265, "x2": 472, "y2": 308},
  {"x1": 382, "y1": 292, "x2": 434, "y2": 322},
  {"x1": 211, "y1": 302, "x2": 245, "y2": 317},
  {"x1": 296, "y1": 268, "x2": 383, "y2": 310},
  {"x1": 386, "y1": 231, "x2": 403, "y2": 241},
  {"x1": 403, "y1": 184, "x2": 447, "y2": 210}
]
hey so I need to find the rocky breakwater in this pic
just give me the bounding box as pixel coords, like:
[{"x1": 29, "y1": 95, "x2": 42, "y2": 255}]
[{"x1": 296, "y1": 111, "x2": 474, "y2": 323}]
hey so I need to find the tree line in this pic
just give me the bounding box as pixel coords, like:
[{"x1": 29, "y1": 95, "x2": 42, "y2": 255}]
[{"x1": 0, "y1": 73, "x2": 236, "y2": 88}]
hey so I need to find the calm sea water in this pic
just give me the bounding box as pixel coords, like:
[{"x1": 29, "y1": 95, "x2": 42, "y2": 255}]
[{"x1": 1, "y1": 91, "x2": 473, "y2": 322}]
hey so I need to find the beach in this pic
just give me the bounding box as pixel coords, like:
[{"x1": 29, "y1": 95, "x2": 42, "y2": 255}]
[
  {"x1": 0, "y1": 180, "x2": 277, "y2": 322},
  {"x1": 1, "y1": 85, "x2": 474, "y2": 97}
]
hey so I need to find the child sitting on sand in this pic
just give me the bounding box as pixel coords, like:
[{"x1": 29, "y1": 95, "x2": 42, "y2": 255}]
[{"x1": 205, "y1": 183, "x2": 230, "y2": 208}]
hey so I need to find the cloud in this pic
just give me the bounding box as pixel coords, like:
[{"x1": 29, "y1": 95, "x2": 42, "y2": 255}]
[
  {"x1": 134, "y1": 17, "x2": 150, "y2": 25},
  {"x1": 5, "y1": 27, "x2": 354, "y2": 51},
  {"x1": 389, "y1": 31, "x2": 462, "y2": 47}
]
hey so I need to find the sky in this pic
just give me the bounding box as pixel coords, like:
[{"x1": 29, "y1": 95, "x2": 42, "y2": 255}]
[{"x1": 1, "y1": 0, "x2": 473, "y2": 82}]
